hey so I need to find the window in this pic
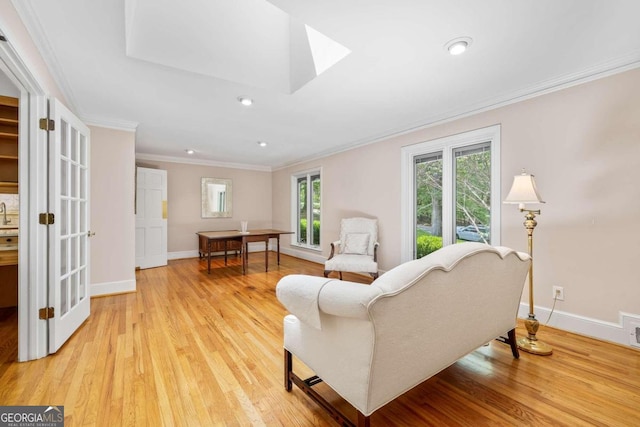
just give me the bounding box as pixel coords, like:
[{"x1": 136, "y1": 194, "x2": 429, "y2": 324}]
[
  {"x1": 401, "y1": 125, "x2": 500, "y2": 262},
  {"x1": 291, "y1": 169, "x2": 321, "y2": 249}
]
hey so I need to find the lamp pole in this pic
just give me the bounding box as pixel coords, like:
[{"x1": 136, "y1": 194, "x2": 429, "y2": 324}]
[{"x1": 517, "y1": 209, "x2": 553, "y2": 355}]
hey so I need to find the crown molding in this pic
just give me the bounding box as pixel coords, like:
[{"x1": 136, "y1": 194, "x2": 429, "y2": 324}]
[
  {"x1": 135, "y1": 153, "x2": 272, "y2": 172},
  {"x1": 82, "y1": 115, "x2": 138, "y2": 132},
  {"x1": 273, "y1": 52, "x2": 640, "y2": 171},
  {"x1": 11, "y1": 0, "x2": 79, "y2": 111}
]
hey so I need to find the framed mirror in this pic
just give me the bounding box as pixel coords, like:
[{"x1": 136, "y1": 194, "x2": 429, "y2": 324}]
[{"x1": 201, "y1": 177, "x2": 232, "y2": 218}]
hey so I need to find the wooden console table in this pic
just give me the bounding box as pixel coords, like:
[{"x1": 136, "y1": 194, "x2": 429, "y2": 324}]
[{"x1": 196, "y1": 229, "x2": 293, "y2": 274}]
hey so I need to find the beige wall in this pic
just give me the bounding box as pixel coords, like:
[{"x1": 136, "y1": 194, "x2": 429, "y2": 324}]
[
  {"x1": 273, "y1": 67, "x2": 640, "y2": 324},
  {"x1": 136, "y1": 161, "x2": 273, "y2": 253},
  {"x1": 90, "y1": 126, "x2": 136, "y2": 289}
]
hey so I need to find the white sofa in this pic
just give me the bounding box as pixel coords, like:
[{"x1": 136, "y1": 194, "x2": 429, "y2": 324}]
[{"x1": 276, "y1": 242, "x2": 531, "y2": 426}]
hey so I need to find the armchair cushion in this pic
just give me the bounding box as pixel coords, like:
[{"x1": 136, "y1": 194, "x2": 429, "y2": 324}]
[{"x1": 343, "y1": 233, "x2": 370, "y2": 255}]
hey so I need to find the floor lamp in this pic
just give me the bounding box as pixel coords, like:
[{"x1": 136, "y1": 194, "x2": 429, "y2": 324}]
[{"x1": 504, "y1": 170, "x2": 552, "y2": 356}]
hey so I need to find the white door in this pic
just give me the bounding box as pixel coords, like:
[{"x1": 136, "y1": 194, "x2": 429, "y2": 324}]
[
  {"x1": 48, "y1": 99, "x2": 91, "y2": 353},
  {"x1": 135, "y1": 167, "x2": 168, "y2": 269}
]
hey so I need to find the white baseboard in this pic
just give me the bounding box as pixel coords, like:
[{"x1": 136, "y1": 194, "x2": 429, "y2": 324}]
[
  {"x1": 91, "y1": 279, "x2": 136, "y2": 297},
  {"x1": 519, "y1": 303, "x2": 640, "y2": 349},
  {"x1": 168, "y1": 250, "x2": 200, "y2": 260},
  {"x1": 280, "y1": 246, "x2": 326, "y2": 264}
]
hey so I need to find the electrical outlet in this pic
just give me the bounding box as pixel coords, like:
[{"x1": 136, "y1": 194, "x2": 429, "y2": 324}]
[{"x1": 553, "y1": 286, "x2": 564, "y2": 301}]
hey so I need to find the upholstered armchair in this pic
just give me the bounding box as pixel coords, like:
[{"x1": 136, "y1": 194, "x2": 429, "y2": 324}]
[
  {"x1": 324, "y1": 217, "x2": 379, "y2": 280},
  {"x1": 277, "y1": 242, "x2": 531, "y2": 427}
]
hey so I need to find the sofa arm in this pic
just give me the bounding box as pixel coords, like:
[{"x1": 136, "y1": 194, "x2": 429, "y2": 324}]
[
  {"x1": 327, "y1": 240, "x2": 342, "y2": 260},
  {"x1": 276, "y1": 275, "x2": 382, "y2": 327},
  {"x1": 318, "y1": 280, "x2": 382, "y2": 320}
]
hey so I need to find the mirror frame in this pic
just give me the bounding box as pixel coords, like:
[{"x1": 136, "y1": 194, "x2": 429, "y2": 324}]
[{"x1": 201, "y1": 177, "x2": 233, "y2": 218}]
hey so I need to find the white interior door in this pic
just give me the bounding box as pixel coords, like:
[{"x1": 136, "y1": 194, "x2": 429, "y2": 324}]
[
  {"x1": 48, "y1": 99, "x2": 91, "y2": 353},
  {"x1": 135, "y1": 167, "x2": 168, "y2": 269}
]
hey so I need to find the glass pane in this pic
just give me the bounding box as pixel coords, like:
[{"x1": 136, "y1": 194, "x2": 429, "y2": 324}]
[
  {"x1": 60, "y1": 278, "x2": 68, "y2": 315},
  {"x1": 310, "y1": 174, "x2": 321, "y2": 246},
  {"x1": 80, "y1": 232, "x2": 86, "y2": 268},
  {"x1": 60, "y1": 237, "x2": 68, "y2": 277},
  {"x1": 70, "y1": 272, "x2": 77, "y2": 307},
  {"x1": 71, "y1": 127, "x2": 78, "y2": 162},
  {"x1": 61, "y1": 199, "x2": 69, "y2": 237},
  {"x1": 80, "y1": 168, "x2": 87, "y2": 200},
  {"x1": 71, "y1": 200, "x2": 79, "y2": 235},
  {"x1": 60, "y1": 120, "x2": 68, "y2": 158},
  {"x1": 454, "y1": 143, "x2": 491, "y2": 244},
  {"x1": 415, "y1": 153, "x2": 443, "y2": 258},
  {"x1": 61, "y1": 159, "x2": 69, "y2": 197},
  {"x1": 80, "y1": 201, "x2": 87, "y2": 234},
  {"x1": 71, "y1": 236, "x2": 78, "y2": 272},
  {"x1": 70, "y1": 163, "x2": 78, "y2": 198},
  {"x1": 80, "y1": 134, "x2": 87, "y2": 166},
  {"x1": 79, "y1": 268, "x2": 86, "y2": 300},
  {"x1": 297, "y1": 177, "x2": 307, "y2": 245}
]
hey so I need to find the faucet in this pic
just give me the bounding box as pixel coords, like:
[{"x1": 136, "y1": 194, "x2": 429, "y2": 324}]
[{"x1": 0, "y1": 202, "x2": 10, "y2": 225}]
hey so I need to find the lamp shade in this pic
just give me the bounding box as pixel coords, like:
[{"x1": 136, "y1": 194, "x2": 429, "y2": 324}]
[{"x1": 504, "y1": 172, "x2": 545, "y2": 204}]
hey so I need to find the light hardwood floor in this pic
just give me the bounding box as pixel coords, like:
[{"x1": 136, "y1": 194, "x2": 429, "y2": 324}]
[{"x1": 0, "y1": 252, "x2": 639, "y2": 426}]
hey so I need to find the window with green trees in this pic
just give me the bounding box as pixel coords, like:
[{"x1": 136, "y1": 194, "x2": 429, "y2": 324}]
[
  {"x1": 402, "y1": 126, "x2": 500, "y2": 261},
  {"x1": 294, "y1": 171, "x2": 321, "y2": 248}
]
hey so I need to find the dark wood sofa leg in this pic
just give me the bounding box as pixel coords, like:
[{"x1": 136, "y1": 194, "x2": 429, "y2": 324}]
[
  {"x1": 357, "y1": 411, "x2": 370, "y2": 427},
  {"x1": 508, "y1": 328, "x2": 520, "y2": 359},
  {"x1": 284, "y1": 349, "x2": 292, "y2": 391}
]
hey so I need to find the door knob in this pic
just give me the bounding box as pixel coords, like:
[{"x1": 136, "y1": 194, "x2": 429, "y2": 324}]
[{"x1": 88, "y1": 231, "x2": 96, "y2": 237}]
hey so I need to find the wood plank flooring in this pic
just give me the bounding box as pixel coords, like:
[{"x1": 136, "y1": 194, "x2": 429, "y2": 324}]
[{"x1": 0, "y1": 252, "x2": 639, "y2": 426}]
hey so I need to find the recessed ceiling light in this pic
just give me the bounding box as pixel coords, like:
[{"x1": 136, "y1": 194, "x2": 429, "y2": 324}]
[
  {"x1": 257, "y1": 141, "x2": 267, "y2": 147},
  {"x1": 445, "y1": 37, "x2": 473, "y2": 56},
  {"x1": 185, "y1": 149, "x2": 195, "y2": 154},
  {"x1": 237, "y1": 96, "x2": 253, "y2": 106}
]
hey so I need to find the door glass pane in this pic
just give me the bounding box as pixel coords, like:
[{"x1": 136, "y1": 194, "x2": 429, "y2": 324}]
[
  {"x1": 61, "y1": 159, "x2": 69, "y2": 197},
  {"x1": 297, "y1": 177, "x2": 307, "y2": 245},
  {"x1": 60, "y1": 237, "x2": 68, "y2": 277},
  {"x1": 415, "y1": 153, "x2": 443, "y2": 258},
  {"x1": 60, "y1": 120, "x2": 68, "y2": 158},
  {"x1": 79, "y1": 268, "x2": 86, "y2": 300},
  {"x1": 61, "y1": 278, "x2": 68, "y2": 315},
  {"x1": 454, "y1": 143, "x2": 491, "y2": 244},
  {"x1": 61, "y1": 199, "x2": 69, "y2": 237},
  {"x1": 71, "y1": 127, "x2": 78, "y2": 162},
  {"x1": 80, "y1": 134, "x2": 87, "y2": 166},
  {"x1": 310, "y1": 174, "x2": 321, "y2": 246},
  {"x1": 70, "y1": 272, "x2": 77, "y2": 307}
]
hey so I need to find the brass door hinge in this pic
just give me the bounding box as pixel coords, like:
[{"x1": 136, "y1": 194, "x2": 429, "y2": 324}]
[
  {"x1": 39, "y1": 307, "x2": 55, "y2": 319},
  {"x1": 39, "y1": 213, "x2": 55, "y2": 225},
  {"x1": 39, "y1": 118, "x2": 55, "y2": 131}
]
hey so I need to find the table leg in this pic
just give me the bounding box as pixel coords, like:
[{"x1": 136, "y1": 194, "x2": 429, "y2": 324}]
[
  {"x1": 224, "y1": 240, "x2": 228, "y2": 266},
  {"x1": 207, "y1": 240, "x2": 211, "y2": 274},
  {"x1": 277, "y1": 235, "x2": 281, "y2": 264},
  {"x1": 265, "y1": 238, "x2": 269, "y2": 272},
  {"x1": 242, "y1": 238, "x2": 247, "y2": 275}
]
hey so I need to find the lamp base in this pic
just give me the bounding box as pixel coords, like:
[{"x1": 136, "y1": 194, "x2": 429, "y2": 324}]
[{"x1": 517, "y1": 336, "x2": 553, "y2": 356}]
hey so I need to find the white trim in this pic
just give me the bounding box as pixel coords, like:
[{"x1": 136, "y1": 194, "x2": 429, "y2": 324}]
[
  {"x1": 168, "y1": 250, "x2": 200, "y2": 260},
  {"x1": 518, "y1": 304, "x2": 640, "y2": 349},
  {"x1": 0, "y1": 26, "x2": 49, "y2": 361},
  {"x1": 400, "y1": 125, "x2": 501, "y2": 263},
  {"x1": 82, "y1": 115, "x2": 138, "y2": 132},
  {"x1": 135, "y1": 152, "x2": 272, "y2": 172},
  {"x1": 272, "y1": 55, "x2": 640, "y2": 171},
  {"x1": 280, "y1": 246, "x2": 327, "y2": 265},
  {"x1": 91, "y1": 279, "x2": 136, "y2": 297}
]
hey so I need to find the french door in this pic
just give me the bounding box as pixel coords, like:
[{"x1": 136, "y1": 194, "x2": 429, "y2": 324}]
[{"x1": 48, "y1": 99, "x2": 91, "y2": 352}]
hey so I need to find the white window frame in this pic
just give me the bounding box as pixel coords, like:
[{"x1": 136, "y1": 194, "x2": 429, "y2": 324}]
[
  {"x1": 400, "y1": 125, "x2": 501, "y2": 262},
  {"x1": 290, "y1": 167, "x2": 322, "y2": 251}
]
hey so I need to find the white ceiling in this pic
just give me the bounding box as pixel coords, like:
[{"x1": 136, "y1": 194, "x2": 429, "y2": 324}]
[{"x1": 11, "y1": 0, "x2": 640, "y2": 170}]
